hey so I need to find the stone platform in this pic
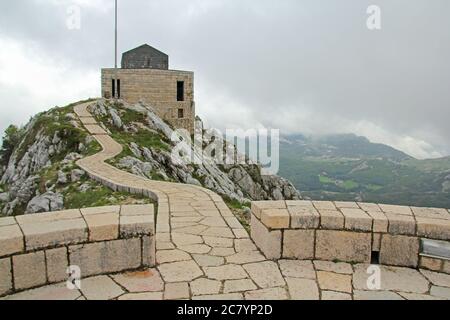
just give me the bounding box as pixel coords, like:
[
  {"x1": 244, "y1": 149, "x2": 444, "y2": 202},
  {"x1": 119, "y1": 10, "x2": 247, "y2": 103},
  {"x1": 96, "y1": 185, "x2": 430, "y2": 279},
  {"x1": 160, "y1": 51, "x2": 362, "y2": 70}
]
[{"x1": 2, "y1": 260, "x2": 450, "y2": 300}]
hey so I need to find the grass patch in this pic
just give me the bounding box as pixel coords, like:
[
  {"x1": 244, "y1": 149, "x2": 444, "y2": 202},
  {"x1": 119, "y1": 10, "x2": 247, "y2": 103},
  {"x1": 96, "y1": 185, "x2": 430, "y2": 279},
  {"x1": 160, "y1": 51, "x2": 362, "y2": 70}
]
[
  {"x1": 63, "y1": 179, "x2": 153, "y2": 209},
  {"x1": 340, "y1": 180, "x2": 359, "y2": 190},
  {"x1": 111, "y1": 130, "x2": 171, "y2": 153},
  {"x1": 319, "y1": 175, "x2": 334, "y2": 184},
  {"x1": 222, "y1": 196, "x2": 251, "y2": 233}
]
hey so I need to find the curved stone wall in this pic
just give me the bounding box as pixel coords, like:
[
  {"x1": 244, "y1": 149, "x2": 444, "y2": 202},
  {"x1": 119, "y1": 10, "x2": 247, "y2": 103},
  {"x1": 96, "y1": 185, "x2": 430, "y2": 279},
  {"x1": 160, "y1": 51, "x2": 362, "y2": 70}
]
[
  {"x1": 251, "y1": 200, "x2": 450, "y2": 273},
  {"x1": 0, "y1": 204, "x2": 155, "y2": 297}
]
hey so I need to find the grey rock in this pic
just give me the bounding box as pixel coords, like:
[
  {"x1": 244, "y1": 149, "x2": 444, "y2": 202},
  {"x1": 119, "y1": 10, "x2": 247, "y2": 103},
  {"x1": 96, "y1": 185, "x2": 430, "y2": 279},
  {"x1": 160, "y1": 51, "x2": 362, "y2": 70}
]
[
  {"x1": 64, "y1": 153, "x2": 82, "y2": 162},
  {"x1": 26, "y1": 191, "x2": 64, "y2": 213},
  {"x1": 109, "y1": 107, "x2": 123, "y2": 128},
  {"x1": 57, "y1": 170, "x2": 68, "y2": 185},
  {"x1": 78, "y1": 183, "x2": 91, "y2": 193},
  {"x1": 0, "y1": 192, "x2": 9, "y2": 202},
  {"x1": 71, "y1": 169, "x2": 86, "y2": 182},
  {"x1": 243, "y1": 206, "x2": 252, "y2": 220},
  {"x1": 65, "y1": 113, "x2": 78, "y2": 121},
  {"x1": 129, "y1": 143, "x2": 142, "y2": 158},
  {"x1": 91, "y1": 101, "x2": 108, "y2": 116},
  {"x1": 186, "y1": 176, "x2": 202, "y2": 186}
]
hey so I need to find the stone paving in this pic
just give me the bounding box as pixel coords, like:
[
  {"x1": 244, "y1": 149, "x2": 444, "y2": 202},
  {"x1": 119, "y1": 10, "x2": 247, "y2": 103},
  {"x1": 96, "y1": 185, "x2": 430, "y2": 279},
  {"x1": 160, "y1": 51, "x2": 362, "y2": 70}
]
[{"x1": 2, "y1": 101, "x2": 449, "y2": 300}]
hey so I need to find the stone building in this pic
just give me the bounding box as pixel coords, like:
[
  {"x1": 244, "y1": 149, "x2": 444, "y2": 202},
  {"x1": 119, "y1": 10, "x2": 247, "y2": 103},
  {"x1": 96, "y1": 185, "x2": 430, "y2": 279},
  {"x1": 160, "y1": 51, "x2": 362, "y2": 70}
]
[{"x1": 101, "y1": 44, "x2": 195, "y2": 134}]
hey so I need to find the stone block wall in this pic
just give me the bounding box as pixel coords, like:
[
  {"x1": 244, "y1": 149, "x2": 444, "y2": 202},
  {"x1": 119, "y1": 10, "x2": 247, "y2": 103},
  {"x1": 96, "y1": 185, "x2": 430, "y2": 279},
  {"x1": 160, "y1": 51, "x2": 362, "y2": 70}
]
[
  {"x1": 251, "y1": 201, "x2": 450, "y2": 272},
  {"x1": 101, "y1": 68, "x2": 195, "y2": 134},
  {"x1": 0, "y1": 205, "x2": 156, "y2": 297}
]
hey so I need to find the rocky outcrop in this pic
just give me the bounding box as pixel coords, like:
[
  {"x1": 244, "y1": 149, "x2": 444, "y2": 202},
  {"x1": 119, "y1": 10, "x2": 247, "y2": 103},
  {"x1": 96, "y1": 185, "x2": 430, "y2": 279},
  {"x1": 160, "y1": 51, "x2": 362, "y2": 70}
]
[
  {"x1": 0, "y1": 108, "x2": 90, "y2": 215},
  {"x1": 0, "y1": 99, "x2": 302, "y2": 216},
  {"x1": 101, "y1": 99, "x2": 302, "y2": 202},
  {"x1": 26, "y1": 191, "x2": 64, "y2": 214}
]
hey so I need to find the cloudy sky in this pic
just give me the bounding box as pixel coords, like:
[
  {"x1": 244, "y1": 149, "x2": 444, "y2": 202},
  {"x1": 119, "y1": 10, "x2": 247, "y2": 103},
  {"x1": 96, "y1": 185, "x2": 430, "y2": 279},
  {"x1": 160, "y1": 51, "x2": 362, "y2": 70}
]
[{"x1": 0, "y1": 0, "x2": 449, "y2": 159}]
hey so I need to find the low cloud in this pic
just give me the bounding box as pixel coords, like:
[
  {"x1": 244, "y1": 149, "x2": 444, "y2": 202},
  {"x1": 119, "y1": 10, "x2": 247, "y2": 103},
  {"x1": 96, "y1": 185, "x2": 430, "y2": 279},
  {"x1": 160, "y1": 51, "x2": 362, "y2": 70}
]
[{"x1": 0, "y1": 0, "x2": 449, "y2": 160}]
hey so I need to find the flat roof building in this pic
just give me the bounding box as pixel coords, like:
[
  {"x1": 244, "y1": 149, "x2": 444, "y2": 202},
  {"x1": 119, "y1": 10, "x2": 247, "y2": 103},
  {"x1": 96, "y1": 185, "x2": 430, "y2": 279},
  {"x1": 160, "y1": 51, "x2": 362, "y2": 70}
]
[{"x1": 101, "y1": 44, "x2": 195, "y2": 134}]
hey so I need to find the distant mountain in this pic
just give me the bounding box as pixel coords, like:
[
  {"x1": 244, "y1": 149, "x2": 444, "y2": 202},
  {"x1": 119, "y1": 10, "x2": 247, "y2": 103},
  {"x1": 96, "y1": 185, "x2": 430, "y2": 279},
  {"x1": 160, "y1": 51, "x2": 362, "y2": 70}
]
[
  {"x1": 280, "y1": 134, "x2": 412, "y2": 161},
  {"x1": 278, "y1": 133, "x2": 450, "y2": 208}
]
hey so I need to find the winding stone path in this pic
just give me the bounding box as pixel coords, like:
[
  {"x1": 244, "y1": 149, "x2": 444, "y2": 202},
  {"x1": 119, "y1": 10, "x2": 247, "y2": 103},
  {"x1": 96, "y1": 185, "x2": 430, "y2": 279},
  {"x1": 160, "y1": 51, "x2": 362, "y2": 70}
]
[{"x1": 3, "y1": 101, "x2": 449, "y2": 300}]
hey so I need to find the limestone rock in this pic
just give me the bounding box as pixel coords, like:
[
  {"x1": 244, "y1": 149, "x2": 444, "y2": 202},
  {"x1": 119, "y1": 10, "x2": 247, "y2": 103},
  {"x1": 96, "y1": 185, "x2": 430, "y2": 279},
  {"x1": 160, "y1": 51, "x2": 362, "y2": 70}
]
[
  {"x1": 109, "y1": 107, "x2": 123, "y2": 128},
  {"x1": 71, "y1": 169, "x2": 85, "y2": 182},
  {"x1": 26, "y1": 191, "x2": 64, "y2": 213},
  {"x1": 57, "y1": 170, "x2": 68, "y2": 185}
]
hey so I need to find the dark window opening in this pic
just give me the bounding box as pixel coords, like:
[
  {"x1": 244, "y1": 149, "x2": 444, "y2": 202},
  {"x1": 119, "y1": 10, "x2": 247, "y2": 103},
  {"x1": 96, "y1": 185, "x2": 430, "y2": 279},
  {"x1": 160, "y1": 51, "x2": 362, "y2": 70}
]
[
  {"x1": 112, "y1": 79, "x2": 121, "y2": 98},
  {"x1": 112, "y1": 79, "x2": 116, "y2": 98},
  {"x1": 177, "y1": 81, "x2": 185, "y2": 102},
  {"x1": 371, "y1": 251, "x2": 380, "y2": 264},
  {"x1": 178, "y1": 109, "x2": 184, "y2": 119}
]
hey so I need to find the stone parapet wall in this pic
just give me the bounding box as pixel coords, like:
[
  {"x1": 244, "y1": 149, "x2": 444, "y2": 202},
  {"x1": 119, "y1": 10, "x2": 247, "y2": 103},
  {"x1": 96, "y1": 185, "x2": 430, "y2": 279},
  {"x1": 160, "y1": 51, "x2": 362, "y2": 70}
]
[
  {"x1": 251, "y1": 200, "x2": 450, "y2": 273},
  {"x1": 0, "y1": 205, "x2": 155, "y2": 297}
]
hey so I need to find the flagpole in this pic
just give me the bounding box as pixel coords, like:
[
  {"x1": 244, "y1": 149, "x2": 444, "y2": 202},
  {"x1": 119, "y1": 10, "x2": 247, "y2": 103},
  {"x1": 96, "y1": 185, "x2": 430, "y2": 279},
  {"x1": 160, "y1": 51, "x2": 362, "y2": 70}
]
[
  {"x1": 114, "y1": 0, "x2": 118, "y2": 99},
  {"x1": 115, "y1": 0, "x2": 118, "y2": 69}
]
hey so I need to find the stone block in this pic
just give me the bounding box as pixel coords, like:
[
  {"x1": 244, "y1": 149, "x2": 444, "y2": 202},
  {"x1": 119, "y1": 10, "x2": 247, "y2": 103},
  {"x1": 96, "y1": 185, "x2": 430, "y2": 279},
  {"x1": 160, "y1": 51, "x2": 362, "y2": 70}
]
[
  {"x1": 411, "y1": 207, "x2": 450, "y2": 220},
  {"x1": 317, "y1": 271, "x2": 352, "y2": 293},
  {"x1": 334, "y1": 202, "x2": 359, "y2": 209},
  {"x1": 379, "y1": 204, "x2": 412, "y2": 216},
  {"x1": 287, "y1": 205, "x2": 319, "y2": 229},
  {"x1": 357, "y1": 203, "x2": 382, "y2": 212},
  {"x1": 419, "y1": 256, "x2": 443, "y2": 272},
  {"x1": 0, "y1": 224, "x2": 24, "y2": 257},
  {"x1": 46, "y1": 247, "x2": 69, "y2": 283},
  {"x1": 121, "y1": 204, "x2": 154, "y2": 216},
  {"x1": 0, "y1": 217, "x2": 16, "y2": 227},
  {"x1": 366, "y1": 210, "x2": 388, "y2": 233},
  {"x1": 142, "y1": 235, "x2": 156, "y2": 267},
  {"x1": 385, "y1": 213, "x2": 416, "y2": 236},
  {"x1": 416, "y1": 217, "x2": 450, "y2": 241},
  {"x1": 81, "y1": 206, "x2": 120, "y2": 216},
  {"x1": 84, "y1": 212, "x2": 119, "y2": 242},
  {"x1": 250, "y1": 214, "x2": 281, "y2": 260},
  {"x1": 318, "y1": 210, "x2": 344, "y2": 230},
  {"x1": 260, "y1": 208, "x2": 290, "y2": 229},
  {"x1": 341, "y1": 208, "x2": 373, "y2": 232},
  {"x1": 13, "y1": 251, "x2": 47, "y2": 290},
  {"x1": 312, "y1": 201, "x2": 337, "y2": 211},
  {"x1": 17, "y1": 209, "x2": 87, "y2": 250},
  {"x1": 120, "y1": 215, "x2": 154, "y2": 237},
  {"x1": 443, "y1": 260, "x2": 450, "y2": 274},
  {"x1": 251, "y1": 201, "x2": 286, "y2": 219},
  {"x1": 282, "y1": 230, "x2": 315, "y2": 260},
  {"x1": 380, "y1": 234, "x2": 419, "y2": 268},
  {"x1": 370, "y1": 233, "x2": 381, "y2": 251},
  {"x1": 69, "y1": 238, "x2": 141, "y2": 277},
  {"x1": 0, "y1": 258, "x2": 12, "y2": 296},
  {"x1": 316, "y1": 230, "x2": 371, "y2": 263}
]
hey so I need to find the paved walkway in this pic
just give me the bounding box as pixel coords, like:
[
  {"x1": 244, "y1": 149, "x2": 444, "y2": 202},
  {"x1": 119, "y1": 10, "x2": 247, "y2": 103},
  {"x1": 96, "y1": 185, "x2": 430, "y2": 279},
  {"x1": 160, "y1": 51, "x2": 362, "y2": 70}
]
[{"x1": 3, "y1": 101, "x2": 450, "y2": 300}]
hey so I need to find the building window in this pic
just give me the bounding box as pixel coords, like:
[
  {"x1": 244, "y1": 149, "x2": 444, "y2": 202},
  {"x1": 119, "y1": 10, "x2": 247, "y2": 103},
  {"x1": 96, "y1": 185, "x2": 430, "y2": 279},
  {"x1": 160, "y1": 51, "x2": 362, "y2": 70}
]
[
  {"x1": 178, "y1": 109, "x2": 184, "y2": 119},
  {"x1": 112, "y1": 79, "x2": 121, "y2": 98},
  {"x1": 177, "y1": 81, "x2": 185, "y2": 102},
  {"x1": 112, "y1": 79, "x2": 116, "y2": 98}
]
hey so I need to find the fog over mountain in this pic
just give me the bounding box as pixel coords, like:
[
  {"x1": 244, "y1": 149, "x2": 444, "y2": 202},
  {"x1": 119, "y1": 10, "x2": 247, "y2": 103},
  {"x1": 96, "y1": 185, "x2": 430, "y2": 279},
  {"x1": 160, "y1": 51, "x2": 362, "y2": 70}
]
[{"x1": 1, "y1": 0, "x2": 449, "y2": 159}]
